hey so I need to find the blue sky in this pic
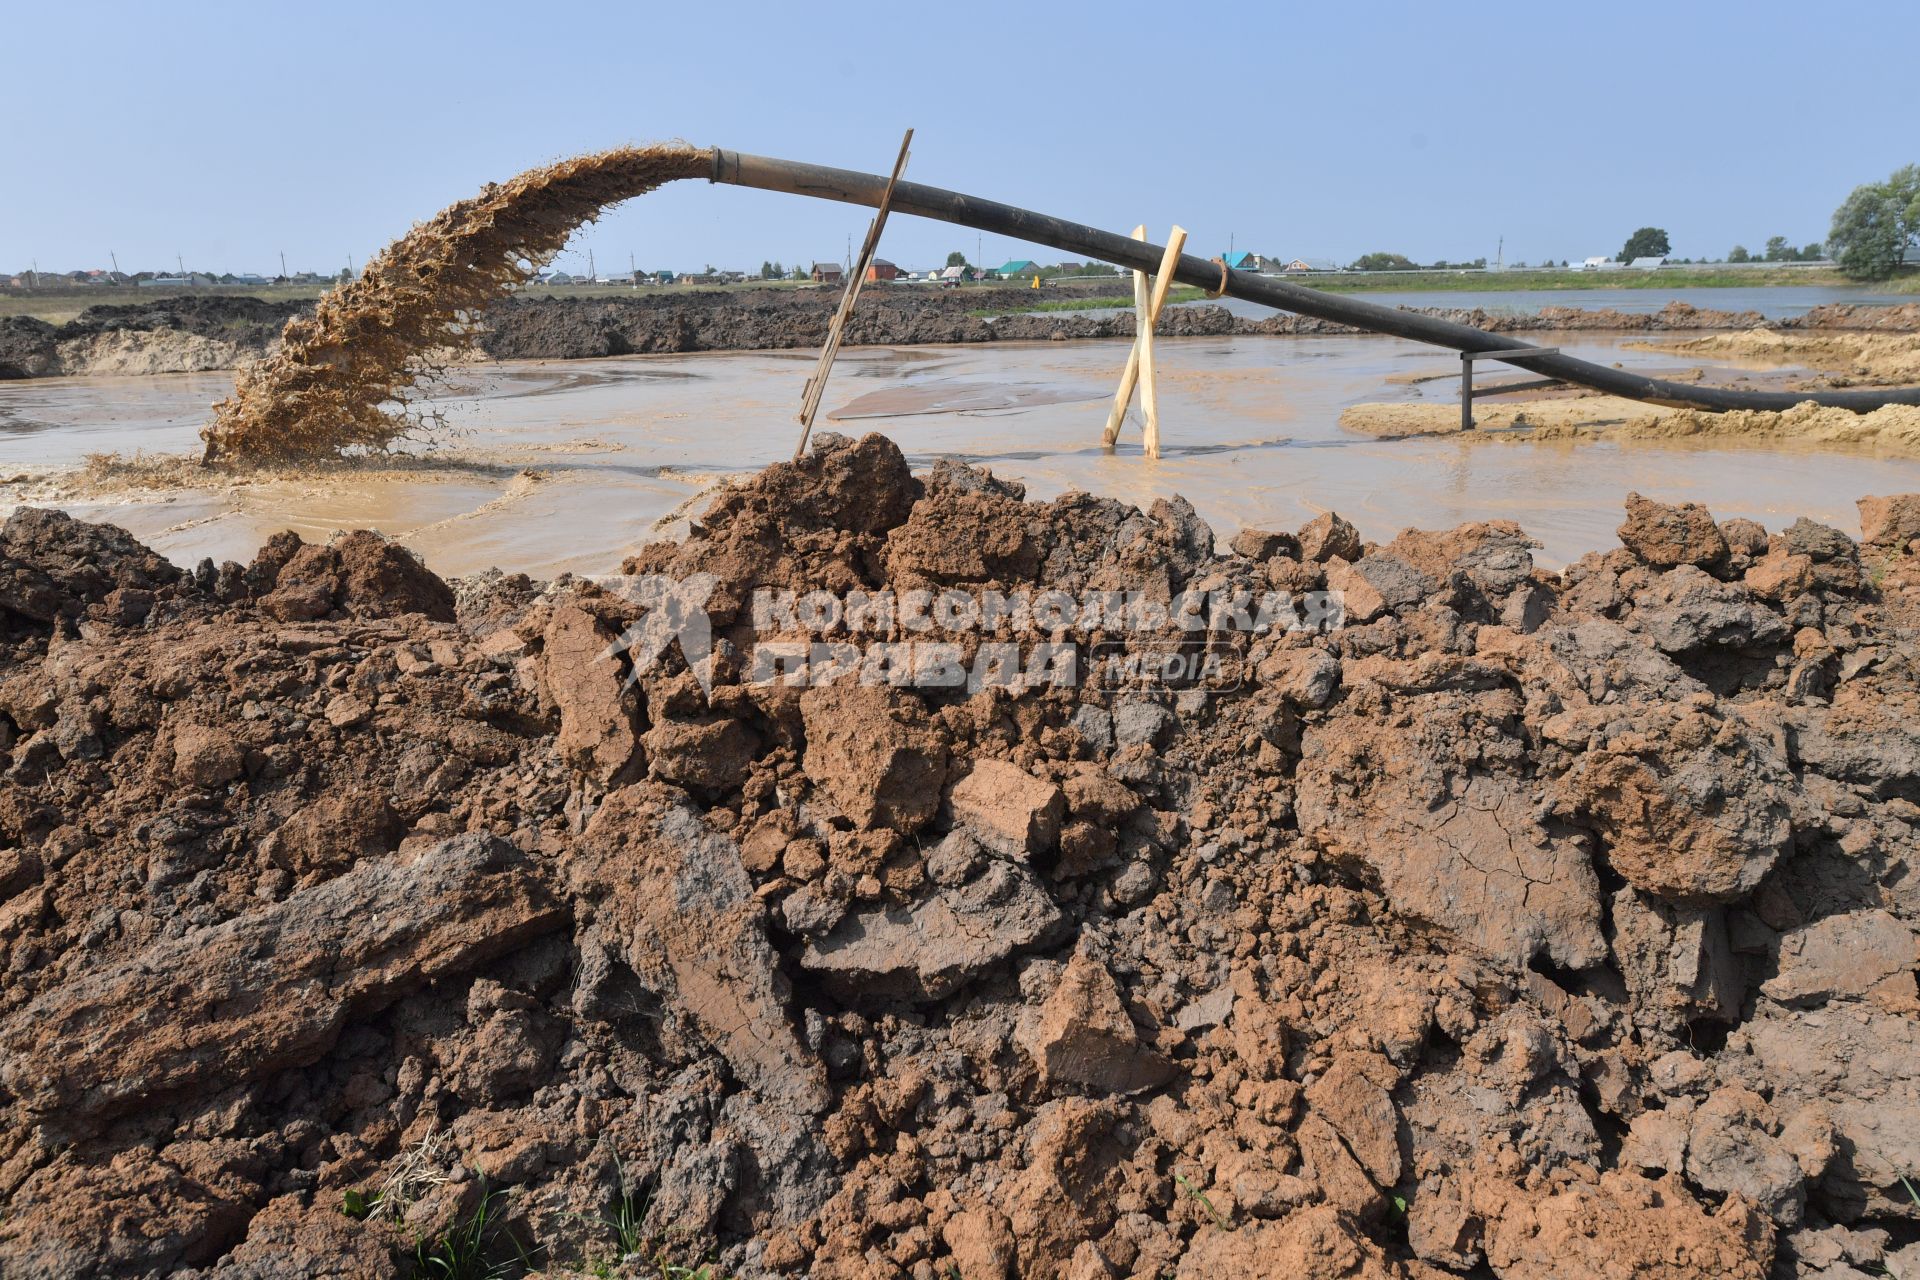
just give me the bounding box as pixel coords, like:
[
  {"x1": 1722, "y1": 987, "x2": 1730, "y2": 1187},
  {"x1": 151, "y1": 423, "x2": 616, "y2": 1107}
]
[{"x1": 4, "y1": 0, "x2": 1914, "y2": 276}]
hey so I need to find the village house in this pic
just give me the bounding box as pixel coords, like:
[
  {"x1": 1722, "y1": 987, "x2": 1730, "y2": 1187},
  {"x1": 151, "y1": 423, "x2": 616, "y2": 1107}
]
[
  {"x1": 1222, "y1": 251, "x2": 1281, "y2": 273},
  {"x1": 865, "y1": 259, "x2": 901, "y2": 283},
  {"x1": 811, "y1": 261, "x2": 844, "y2": 284}
]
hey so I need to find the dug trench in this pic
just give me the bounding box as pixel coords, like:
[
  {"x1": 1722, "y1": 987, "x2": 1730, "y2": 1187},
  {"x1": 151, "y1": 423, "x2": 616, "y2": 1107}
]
[{"x1": 2, "y1": 432, "x2": 1920, "y2": 1278}]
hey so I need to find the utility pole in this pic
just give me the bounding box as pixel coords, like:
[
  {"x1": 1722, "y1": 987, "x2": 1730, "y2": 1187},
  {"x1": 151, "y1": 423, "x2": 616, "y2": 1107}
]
[
  {"x1": 588, "y1": 248, "x2": 596, "y2": 283},
  {"x1": 629, "y1": 251, "x2": 637, "y2": 288},
  {"x1": 280, "y1": 250, "x2": 288, "y2": 280},
  {"x1": 110, "y1": 251, "x2": 121, "y2": 279},
  {"x1": 177, "y1": 253, "x2": 184, "y2": 275}
]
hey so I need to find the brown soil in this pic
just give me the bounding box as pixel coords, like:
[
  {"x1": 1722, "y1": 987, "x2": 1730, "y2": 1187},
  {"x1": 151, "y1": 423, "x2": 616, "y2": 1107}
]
[
  {"x1": 2, "y1": 435, "x2": 1919, "y2": 1278},
  {"x1": 1338, "y1": 396, "x2": 1668, "y2": 438},
  {"x1": 1341, "y1": 397, "x2": 1920, "y2": 456},
  {"x1": 0, "y1": 297, "x2": 308, "y2": 379},
  {"x1": 1629, "y1": 329, "x2": 1920, "y2": 385}
]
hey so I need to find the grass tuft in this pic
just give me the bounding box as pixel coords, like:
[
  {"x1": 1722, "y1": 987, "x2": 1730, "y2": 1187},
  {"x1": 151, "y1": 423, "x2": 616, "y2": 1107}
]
[{"x1": 1175, "y1": 1172, "x2": 1234, "y2": 1232}]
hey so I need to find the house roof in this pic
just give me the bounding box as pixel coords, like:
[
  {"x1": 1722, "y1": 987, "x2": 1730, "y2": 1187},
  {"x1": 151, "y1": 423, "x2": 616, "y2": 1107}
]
[
  {"x1": 812, "y1": 261, "x2": 842, "y2": 272},
  {"x1": 996, "y1": 260, "x2": 1039, "y2": 275},
  {"x1": 1628, "y1": 256, "x2": 1666, "y2": 269},
  {"x1": 1223, "y1": 252, "x2": 1257, "y2": 270}
]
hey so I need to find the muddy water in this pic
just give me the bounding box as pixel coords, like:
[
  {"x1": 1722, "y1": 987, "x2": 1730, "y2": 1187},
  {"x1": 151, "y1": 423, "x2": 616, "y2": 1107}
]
[{"x1": 6, "y1": 333, "x2": 1920, "y2": 576}]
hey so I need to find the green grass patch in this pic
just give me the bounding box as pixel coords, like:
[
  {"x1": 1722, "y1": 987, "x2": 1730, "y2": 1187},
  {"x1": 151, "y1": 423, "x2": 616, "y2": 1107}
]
[
  {"x1": 1175, "y1": 1172, "x2": 1234, "y2": 1232},
  {"x1": 409, "y1": 1181, "x2": 538, "y2": 1280}
]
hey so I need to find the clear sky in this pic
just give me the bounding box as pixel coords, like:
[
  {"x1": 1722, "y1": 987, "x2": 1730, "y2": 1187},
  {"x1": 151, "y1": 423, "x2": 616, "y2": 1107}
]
[{"x1": 4, "y1": 0, "x2": 1914, "y2": 277}]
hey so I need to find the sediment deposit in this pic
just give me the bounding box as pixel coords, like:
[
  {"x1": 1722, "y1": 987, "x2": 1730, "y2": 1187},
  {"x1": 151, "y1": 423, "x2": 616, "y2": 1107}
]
[
  {"x1": 2, "y1": 435, "x2": 1919, "y2": 1278},
  {"x1": 1630, "y1": 327, "x2": 1920, "y2": 385},
  {"x1": 1340, "y1": 397, "x2": 1920, "y2": 455}
]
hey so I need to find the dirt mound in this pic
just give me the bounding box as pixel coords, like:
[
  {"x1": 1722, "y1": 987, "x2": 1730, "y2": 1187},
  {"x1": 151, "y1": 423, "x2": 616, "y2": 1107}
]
[
  {"x1": 3, "y1": 444, "x2": 1920, "y2": 1279},
  {"x1": 1792, "y1": 302, "x2": 1920, "y2": 332},
  {"x1": 1634, "y1": 328, "x2": 1920, "y2": 385},
  {"x1": 201, "y1": 144, "x2": 713, "y2": 463},
  {"x1": 7, "y1": 289, "x2": 1915, "y2": 384},
  {"x1": 62, "y1": 295, "x2": 312, "y2": 343},
  {"x1": 0, "y1": 297, "x2": 307, "y2": 380},
  {"x1": 1609, "y1": 401, "x2": 1920, "y2": 450},
  {"x1": 1338, "y1": 395, "x2": 1665, "y2": 439},
  {"x1": 476, "y1": 293, "x2": 1892, "y2": 360},
  {"x1": 1340, "y1": 396, "x2": 1920, "y2": 456}
]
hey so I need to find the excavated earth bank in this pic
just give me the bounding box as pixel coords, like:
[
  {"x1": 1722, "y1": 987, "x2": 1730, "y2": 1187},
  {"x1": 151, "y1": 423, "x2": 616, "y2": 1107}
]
[
  {"x1": 4, "y1": 292, "x2": 1916, "y2": 378},
  {"x1": 3, "y1": 435, "x2": 1920, "y2": 1279}
]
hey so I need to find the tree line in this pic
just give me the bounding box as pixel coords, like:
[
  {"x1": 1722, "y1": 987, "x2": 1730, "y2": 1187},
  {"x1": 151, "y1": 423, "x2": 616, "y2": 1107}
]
[{"x1": 1340, "y1": 165, "x2": 1916, "y2": 281}]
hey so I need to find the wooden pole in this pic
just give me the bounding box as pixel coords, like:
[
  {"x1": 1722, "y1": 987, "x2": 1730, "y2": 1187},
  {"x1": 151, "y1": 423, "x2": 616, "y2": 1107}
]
[
  {"x1": 794, "y1": 129, "x2": 913, "y2": 459},
  {"x1": 1102, "y1": 227, "x2": 1150, "y2": 447},
  {"x1": 1101, "y1": 225, "x2": 1188, "y2": 457}
]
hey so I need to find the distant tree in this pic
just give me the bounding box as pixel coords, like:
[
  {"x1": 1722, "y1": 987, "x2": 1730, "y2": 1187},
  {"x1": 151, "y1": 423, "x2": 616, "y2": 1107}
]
[
  {"x1": 760, "y1": 260, "x2": 776, "y2": 279},
  {"x1": 1764, "y1": 236, "x2": 1793, "y2": 262},
  {"x1": 1828, "y1": 165, "x2": 1919, "y2": 280},
  {"x1": 945, "y1": 250, "x2": 969, "y2": 268},
  {"x1": 791, "y1": 264, "x2": 807, "y2": 280},
  {"x1": 337, "y1": 267, "x2": 353, "y2": 285},
  {"x1": 1619, "y1": 227, "x2": 1672, "y2": 261},
  {"x1": 1801, "y1": 243, "x2": 1823, "y2": 261},
  {"x1": 1350, "y1": 252, "x2": 1417, "y2": 272},
  {"x1": 1728, "y1": 245, "x2": 1751, "y2": 263}
]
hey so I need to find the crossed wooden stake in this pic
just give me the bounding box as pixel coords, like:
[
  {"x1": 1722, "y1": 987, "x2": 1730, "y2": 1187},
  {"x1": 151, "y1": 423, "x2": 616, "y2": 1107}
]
[
  {"x1": 798, "y1": 150, "x2": 1187, "y2": 465},
  {"x1": 1102, "y1": 224, "x2": 1187, "y2": 459}
]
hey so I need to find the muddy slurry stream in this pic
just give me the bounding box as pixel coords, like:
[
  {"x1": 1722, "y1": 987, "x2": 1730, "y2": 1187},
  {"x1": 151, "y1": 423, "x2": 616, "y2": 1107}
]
[{"x1": 8, "y1": 331, "x2": 1920, "y2": 576}]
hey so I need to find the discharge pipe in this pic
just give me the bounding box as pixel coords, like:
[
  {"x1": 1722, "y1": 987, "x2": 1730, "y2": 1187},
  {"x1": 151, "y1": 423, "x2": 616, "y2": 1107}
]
[{"x1": 710, "y1": 149, "x2": 1920, "y2": 414}]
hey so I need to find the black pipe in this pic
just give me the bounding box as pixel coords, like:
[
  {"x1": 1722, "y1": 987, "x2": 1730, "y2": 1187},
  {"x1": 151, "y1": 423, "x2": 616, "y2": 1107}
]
[{"x1": 710, "y1": 149, "x2": 1920, "y2": 414}]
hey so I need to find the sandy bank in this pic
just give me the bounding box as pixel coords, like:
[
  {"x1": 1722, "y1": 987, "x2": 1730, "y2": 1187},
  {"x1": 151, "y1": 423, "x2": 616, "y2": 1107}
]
[
  {"x1": 1341, "y1": 396, "x2": 1920, "y2": 456},
  {"x1": 1629, "y1": 327, "x2": 1920, "y2": 384}
]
